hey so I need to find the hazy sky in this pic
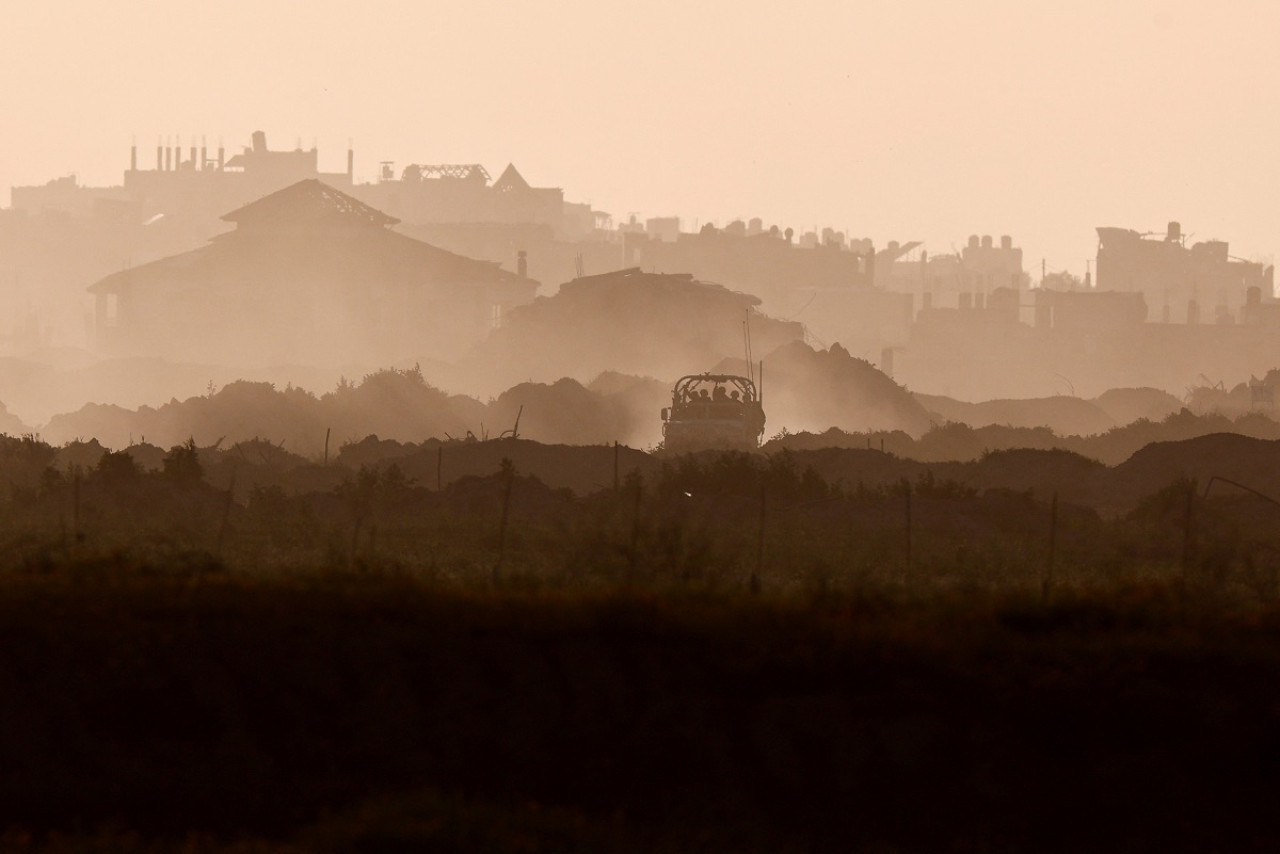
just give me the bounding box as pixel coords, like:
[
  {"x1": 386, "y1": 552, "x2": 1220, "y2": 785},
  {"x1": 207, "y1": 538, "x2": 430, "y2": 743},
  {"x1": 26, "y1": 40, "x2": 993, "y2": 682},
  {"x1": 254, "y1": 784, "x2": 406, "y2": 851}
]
[{"x1": 3, "y1": 0, "x2": 1277, "y2": 275}]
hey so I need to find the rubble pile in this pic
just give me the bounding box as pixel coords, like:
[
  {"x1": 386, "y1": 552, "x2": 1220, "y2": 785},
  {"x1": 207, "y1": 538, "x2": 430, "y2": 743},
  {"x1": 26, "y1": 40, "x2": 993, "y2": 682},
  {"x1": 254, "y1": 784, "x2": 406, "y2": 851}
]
[
  {"x1": 461, "y1": 269, "x2": 804, "y2": 392},
  {"x1": 42, "y1": 370, "x2": 483, "y2": 457},
  {"x1": 915, "y1": 394, "x2": 1116, "y2": 437},
  {"x1": 723, "y1": 341, "x2": 933, "y2": 438},
  {"x1": 586, "y1": 372, "x2": 671, "y2": 449},
  {"x1": 1091, "y1": 387, "x2": 1183, "y2": 426}
]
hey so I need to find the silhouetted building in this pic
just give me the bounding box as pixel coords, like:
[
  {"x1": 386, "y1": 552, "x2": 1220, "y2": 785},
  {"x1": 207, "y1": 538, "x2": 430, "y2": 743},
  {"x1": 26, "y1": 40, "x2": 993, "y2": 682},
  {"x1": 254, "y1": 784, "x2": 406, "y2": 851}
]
[
  {"x1": 1033, "y1": 289, "x2": 1148, "y2": 332},
  {"x1": 353, "y1": 161, "x2": 576, "y2": 238},
  {"x1": 623, "y1": 225, "x2": 875, "y2": 293},
  {"x1": 9, "y1": 175, "x2": 129, "y2": 217},
  {"x1": 877, "y1": 234, "x2": 1028, "y2": 305},
  {"x1": 13, "y1": 132, "x2": 355, "y2": 230},
  {"x1": 87, "y1": 180, "x2": 538, "y2": 365},
  {"x1": 467, "y1": 267, "x2": 804, "y2": 389},
  {"x1": 1096, "y1": 222, "x2": 1274, "y2": 324}
]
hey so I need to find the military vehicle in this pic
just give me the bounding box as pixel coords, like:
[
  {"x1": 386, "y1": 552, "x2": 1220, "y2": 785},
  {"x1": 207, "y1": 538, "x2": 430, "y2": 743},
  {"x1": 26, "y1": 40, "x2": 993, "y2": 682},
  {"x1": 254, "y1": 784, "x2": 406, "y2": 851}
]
[{"x1": 660, "y1": 373, "x2": 765, "y2": 453}]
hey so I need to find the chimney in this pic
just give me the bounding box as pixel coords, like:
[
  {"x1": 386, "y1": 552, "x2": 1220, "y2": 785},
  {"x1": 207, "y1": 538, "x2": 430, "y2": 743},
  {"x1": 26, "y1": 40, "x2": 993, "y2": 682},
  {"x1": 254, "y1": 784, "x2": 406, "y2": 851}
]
[
  {"x1": 189, "y1": 146, "x2": 197, "y2": 169},
  {"x1": 252, "y1": 130, "x2": 267, "y2": 153},
  {"x1": 347, "y1": 146, "x2": 354, "y2": 181},
  {"x1": 130, "y1": 144, "x2": 137, "y2": 171},
  {"x1": 517, "y1": 250, "x2": 528, "y2": 278},
  {"x1": 165, "y1": 146, "x2": 172, "y2": 171},
  {"x1": 200, "y1": 142, "x2": 207, "y2": 170},
  {"x1": 1000, "y1": 235, "x2": 1012, "y2": 250},
  {"x1": 156, "y1": 143, "x2": 163, "y2": 171},
  {"x1": 217, "y1": 145, "x2": 225, "y2": 170}
]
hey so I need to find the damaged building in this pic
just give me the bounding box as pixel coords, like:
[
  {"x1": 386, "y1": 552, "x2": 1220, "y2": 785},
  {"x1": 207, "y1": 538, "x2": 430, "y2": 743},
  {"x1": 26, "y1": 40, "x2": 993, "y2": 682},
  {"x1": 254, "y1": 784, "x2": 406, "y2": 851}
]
[
  {"x1": 87, "y1": 180, "x2": 538, "y2": 366},
  {"x1": 1096, "y1": 221, "x2": 1274, "y2": 324},
  {"x1": 463, "y1": 267, "x2": 805, "y2": 391},
  {"x1": 877, "y1": 234, "x2": 1030, "y2": 306}
]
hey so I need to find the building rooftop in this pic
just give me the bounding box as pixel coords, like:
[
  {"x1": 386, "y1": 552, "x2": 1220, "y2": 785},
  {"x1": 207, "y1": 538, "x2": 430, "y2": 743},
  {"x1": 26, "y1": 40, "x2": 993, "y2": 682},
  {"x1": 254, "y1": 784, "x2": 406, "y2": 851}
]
[{"x1": 221, "y1": 178, "x2": 400, "y2": 230}]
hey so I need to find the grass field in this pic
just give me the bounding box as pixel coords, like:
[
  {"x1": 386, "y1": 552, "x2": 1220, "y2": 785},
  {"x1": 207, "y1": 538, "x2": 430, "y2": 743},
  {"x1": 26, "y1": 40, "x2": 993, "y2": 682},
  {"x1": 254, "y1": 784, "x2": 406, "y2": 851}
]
[
  {"x1": 3, "y1": 439, "x2": 1280, "y2": 850},
  {"x1": 1, "y1": 569, "x2": 1280, "y2": 852}
]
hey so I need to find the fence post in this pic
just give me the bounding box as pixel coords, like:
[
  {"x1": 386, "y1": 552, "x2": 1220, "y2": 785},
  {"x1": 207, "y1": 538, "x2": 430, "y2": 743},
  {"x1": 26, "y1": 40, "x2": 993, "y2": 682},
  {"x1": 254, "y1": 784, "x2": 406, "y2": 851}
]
[
  {"x1": 627, "y1": 479, "x2": 642, "y2": 582},
  {"x1": 904, "y1": 478, "x2": 913, "y2": 586},
  {"x1": 72, "y1": 470, "x2": 81, "y2": 544},
  {"x1": 753, "y1": 483, "x2": 767, "y2": 594},
  {"x1": 216, "y1": 468, "x2": 237, "y2": 558},
  {"x1": 494, "y1": 459, "x2": 515, "y2": 583},
  {"x1": 1043, "y1": 491, "x2": 1058, "y2": 603},
  {"x1": 1181, "y1": 481, "x2": 1195, "y2": 582}
]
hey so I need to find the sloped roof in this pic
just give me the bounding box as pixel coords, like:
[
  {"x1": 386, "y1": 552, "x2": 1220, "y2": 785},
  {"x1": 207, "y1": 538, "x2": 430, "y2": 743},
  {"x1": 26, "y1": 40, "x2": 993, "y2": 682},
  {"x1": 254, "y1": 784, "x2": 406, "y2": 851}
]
[
  {"x1": 89, "y1": 185, "x2": 537, "y2": 295},
  {"x1": 492, "y1": 163, "x2": 531, "y2": 193},
  {"x1": 221, "y1": 178, "x2": 400, "y2": 229}
]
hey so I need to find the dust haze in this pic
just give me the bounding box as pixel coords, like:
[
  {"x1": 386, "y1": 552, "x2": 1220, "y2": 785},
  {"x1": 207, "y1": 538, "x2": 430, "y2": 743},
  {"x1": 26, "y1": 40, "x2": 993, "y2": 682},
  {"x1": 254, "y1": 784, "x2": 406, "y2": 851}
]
[
  {"x1": 7, "y1": 3, "x2": 1280, "y2": 851},
  {"x1": 3, "y1": 2, "x2": 1280, "y2": 446},
  {"x1": 2, "y1": 124, "x2": 1278, "y2": 451}
]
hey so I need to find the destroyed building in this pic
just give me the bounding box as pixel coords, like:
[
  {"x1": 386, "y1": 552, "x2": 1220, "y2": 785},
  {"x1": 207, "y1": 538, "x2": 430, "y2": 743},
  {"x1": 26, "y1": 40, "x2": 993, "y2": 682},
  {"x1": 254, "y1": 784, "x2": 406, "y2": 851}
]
[
  {"x1": 462, "y1": 267, "x2": 804, "y2": 392},
  {"x1": 1096, "y1": 222, "x2": 1274, "y2": 324},
  {"x1": 877, "y1": 234, "x2": 1029, "y2": 306},
  {"x1": 87, "y1": 180, "x2": 538, "y2": 365},
  {"x1": 356, "y1": 162, "x2": 568, "y2": 234},
  {"x1": 614, "y1": 223, "x2": 917, "y2": 356},
  {"x1": 15, "y1": 131, "x2": 356, "y2": 233},
  {"x1": 3, "y1": 132, "x2": 608, "y2": 350},
  {"x1": 622, "y1": 224, "x2": 875, "y2": 294}
]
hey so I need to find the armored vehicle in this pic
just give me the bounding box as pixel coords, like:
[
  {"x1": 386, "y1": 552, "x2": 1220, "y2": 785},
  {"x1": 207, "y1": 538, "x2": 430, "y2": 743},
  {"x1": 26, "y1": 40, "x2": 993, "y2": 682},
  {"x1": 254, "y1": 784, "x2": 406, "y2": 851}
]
[{"x1": 661, "y1": 373, "x2": 765, "y2": 453}]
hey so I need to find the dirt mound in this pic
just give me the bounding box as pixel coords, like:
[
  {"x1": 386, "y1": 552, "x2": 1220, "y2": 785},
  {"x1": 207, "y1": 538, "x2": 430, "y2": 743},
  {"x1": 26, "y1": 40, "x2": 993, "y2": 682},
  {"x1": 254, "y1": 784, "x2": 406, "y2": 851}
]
[
  {"x1": 587, "y1": 372, "x2": 670, "y2": 449},
  {"x1": 385, "y1": 439, "x2": 660, "y2": 497},
  {"x1": 914, "y1": 423, "x2": 1065, "y2": 462},
  {"x1": 0, "y1": 401, "x2": 32, "y2": 437},
  {"x1": 961, "y1": 447, "x2": 1108, "y2": 504},
  {"x1": 41, "y1": 370, "x2": 486, "y2": 457},
  {"x1": 333, "y1": 435, "x2": 418, "y2": 470},
  {"x1": 779, "y1": 445, "x2": 1107, "y2": 508},
  {"x1": 915, "y1": 393, "x2": 1115, "y2": 436},
  {"x1": 1105, "y1": 432, "x2": 1280, "y2": 514},
  {"x1": 489, "y1": 378, "x2": 627, "y2": 446},
  {"x1": 1091, "y1": 387, "x2": 1184, "y2": 426},
  {"x1": 727, "y1": 341, "x2": 933, "y2": 438}
]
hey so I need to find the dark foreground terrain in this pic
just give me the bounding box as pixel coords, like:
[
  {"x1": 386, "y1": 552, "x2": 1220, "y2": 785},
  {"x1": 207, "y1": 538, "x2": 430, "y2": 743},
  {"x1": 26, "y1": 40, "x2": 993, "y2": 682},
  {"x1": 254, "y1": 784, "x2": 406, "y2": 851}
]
[
  {"x1": 4, "y1": 432, "x2": 1280, "y2": 851},
  {"x1": 2, "y1": 574, "x2": 1280, "y2": 853}
]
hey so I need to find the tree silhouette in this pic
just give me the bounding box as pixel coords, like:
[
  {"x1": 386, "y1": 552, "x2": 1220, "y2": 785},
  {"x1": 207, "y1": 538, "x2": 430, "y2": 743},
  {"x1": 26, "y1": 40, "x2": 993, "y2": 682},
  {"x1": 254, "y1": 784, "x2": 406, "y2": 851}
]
[{"x1": 163, "y1": 438, "x2": 203, "y2": 486}]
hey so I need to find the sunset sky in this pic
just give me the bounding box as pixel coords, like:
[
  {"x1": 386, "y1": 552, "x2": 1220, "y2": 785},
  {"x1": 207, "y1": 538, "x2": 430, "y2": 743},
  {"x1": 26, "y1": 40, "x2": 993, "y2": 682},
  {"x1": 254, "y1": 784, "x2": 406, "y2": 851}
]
[{"x1": 3, "y1": 0, "x2": 1277, "y2": 275}]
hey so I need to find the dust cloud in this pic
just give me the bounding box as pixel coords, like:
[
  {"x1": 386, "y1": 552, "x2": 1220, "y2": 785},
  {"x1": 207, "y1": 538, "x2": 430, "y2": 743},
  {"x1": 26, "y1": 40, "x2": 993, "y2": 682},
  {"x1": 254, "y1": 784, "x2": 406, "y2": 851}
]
[{"x1": 0, "y1": 133, "x2": 1278, "y2": 460}]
